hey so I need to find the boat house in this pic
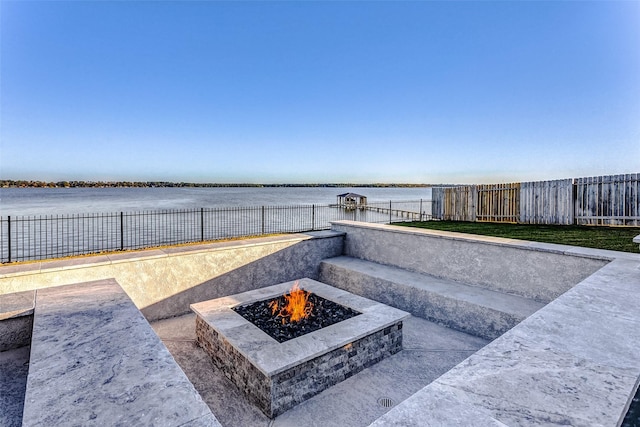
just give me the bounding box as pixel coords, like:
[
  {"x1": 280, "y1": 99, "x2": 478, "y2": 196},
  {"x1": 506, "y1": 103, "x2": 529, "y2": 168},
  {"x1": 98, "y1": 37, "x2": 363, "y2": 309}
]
[{"x1": 336, "y1": 193, "x2": 367, "y2": 210}]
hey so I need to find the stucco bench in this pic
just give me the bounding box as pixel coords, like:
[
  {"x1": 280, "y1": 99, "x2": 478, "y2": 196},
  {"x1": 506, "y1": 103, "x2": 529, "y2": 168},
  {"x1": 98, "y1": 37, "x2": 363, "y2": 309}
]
[
  {"x1": 320, "y1": 256, "x2": 545, "y2": 340},
  {"x1": 22, "y1": 279, "x2": 221, "y2": 426}
]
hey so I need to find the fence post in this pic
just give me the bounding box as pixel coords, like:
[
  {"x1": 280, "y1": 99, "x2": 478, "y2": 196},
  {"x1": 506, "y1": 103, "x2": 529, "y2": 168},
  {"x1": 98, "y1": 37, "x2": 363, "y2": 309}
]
[
  {"x1": 572, "y1": 179, "x2": 578, "y2": 225},
  {"x1": 312, "y1": 204, "x2": 315, "y2": 231},
  {"x1": 261, "y1": 206, "x2": 265, "y2": 235},
  {"x1": 120, "y1": 212, "x2": 124, "y2": 251},
  {"x1": 419, "y1": 199, "x2": 423, "y2": 221},
  {"x1": 7, "y1": 216, "x2": 11, "y2": 263},
  {"x1": 389, "y1": 201, "x2": 392, "y2": 223},
  {"x1": 200, "y1": 208, "x2": 204, "y2": 241}
]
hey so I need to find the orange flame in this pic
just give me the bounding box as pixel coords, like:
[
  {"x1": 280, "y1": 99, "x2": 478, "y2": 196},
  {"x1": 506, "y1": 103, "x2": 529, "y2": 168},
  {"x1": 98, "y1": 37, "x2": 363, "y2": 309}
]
[{"x1": 269, "y1": 281, "x2": 313, "y2": 323}]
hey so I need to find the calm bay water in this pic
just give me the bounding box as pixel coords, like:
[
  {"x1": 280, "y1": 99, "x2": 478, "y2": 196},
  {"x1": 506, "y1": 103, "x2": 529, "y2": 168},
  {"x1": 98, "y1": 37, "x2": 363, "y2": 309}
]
[
  {"x1": 1, "y1": 187, "x2": 432, "y2": 262},
  {"x1": 0, "y1": 187, "x2": 432, "y2": 216}
]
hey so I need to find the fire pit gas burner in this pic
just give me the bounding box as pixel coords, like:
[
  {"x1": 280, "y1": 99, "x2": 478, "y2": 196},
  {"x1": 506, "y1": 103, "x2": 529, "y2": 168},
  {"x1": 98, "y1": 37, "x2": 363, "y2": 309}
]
[{"x1": 233, "y1": 281, "x2": 361, "y2": 343}]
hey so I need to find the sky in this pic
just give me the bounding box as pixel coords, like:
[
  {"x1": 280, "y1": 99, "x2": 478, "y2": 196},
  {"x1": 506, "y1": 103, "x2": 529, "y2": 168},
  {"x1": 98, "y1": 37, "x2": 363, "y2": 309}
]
[{"x1": 1, "y1": 1, "x2": 639, "y2": 185}]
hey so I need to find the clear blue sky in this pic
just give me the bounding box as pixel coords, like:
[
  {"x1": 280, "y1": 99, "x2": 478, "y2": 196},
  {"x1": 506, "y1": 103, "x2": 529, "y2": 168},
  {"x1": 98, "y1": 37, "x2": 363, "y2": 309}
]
[{"x1": 1, "y1": 1, "x2": 639, "y2": 184}]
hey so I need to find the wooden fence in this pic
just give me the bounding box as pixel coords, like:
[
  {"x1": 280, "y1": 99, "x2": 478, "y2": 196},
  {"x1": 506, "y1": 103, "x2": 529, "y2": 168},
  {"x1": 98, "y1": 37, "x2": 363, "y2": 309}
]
[
  {"x1": 520, "y1": 179, "x2": 574, "y2": 225},
  {"x1": 575, "y1": 174, "x2": 640, "y2": 226},
  {"x1": 432, "y1": 186, "x2": 476, "y2": 221},
  {"x1": 476, "y1": 183, "x2": 520, "y2": 222},
  {"x1": 432, "y1": 173, "x2": 639, "y2": 226}
]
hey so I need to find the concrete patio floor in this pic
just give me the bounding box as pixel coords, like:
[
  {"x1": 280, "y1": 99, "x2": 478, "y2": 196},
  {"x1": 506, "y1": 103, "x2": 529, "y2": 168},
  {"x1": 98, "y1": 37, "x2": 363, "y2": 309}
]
[
  {"x1": 0, "y1": 346, "x2": 30, "y2": 427},
  {"x1": 151, "y1": 312, "x2": 488, "y2": 427}
]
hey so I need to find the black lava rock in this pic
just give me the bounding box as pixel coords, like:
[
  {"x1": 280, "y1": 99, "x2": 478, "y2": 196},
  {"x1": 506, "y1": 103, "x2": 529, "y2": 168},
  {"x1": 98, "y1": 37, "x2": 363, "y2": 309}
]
[{"x1": 232, "y1": 294, "x2": 361, "y2": 343}]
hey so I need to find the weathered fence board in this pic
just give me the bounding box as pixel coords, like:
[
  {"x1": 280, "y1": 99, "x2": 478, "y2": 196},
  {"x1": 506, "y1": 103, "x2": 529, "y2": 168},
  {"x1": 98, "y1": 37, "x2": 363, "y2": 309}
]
[
  {"x1": 431, "y1": 187, "x2": 444, "y2": 220},
  {"x1": 520, "y1": 179, "x2": 574, "y2": 225}
]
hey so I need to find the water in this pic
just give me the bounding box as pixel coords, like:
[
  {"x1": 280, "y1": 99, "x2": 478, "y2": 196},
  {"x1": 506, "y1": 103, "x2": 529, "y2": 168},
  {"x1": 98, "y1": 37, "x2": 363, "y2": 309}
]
[
  {"x1": 0, "y1": 187, "x2": 432, "y2": 263},
  {"x1": 0, "y1": 187, "x2": 432, "y2": 216}
]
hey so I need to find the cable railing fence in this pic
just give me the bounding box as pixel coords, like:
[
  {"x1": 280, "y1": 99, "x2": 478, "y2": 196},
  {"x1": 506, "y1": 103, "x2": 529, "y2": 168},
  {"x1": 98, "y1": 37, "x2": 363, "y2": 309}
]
[{"x1": 0, "y1": 200, "x2": 431, "y2": 264}]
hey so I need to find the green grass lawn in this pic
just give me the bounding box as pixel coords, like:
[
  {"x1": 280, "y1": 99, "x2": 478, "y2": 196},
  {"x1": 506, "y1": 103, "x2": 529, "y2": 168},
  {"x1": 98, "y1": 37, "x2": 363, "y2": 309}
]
[{"x1": 394, "y1": 221, "x2": 640, "y2": 253}]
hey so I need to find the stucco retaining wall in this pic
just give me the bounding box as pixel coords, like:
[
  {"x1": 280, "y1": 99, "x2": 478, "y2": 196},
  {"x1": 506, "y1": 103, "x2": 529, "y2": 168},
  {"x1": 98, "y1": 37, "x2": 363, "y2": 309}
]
[{"x1": 0, "y1": 231, "x2": 344, "y2": 321}]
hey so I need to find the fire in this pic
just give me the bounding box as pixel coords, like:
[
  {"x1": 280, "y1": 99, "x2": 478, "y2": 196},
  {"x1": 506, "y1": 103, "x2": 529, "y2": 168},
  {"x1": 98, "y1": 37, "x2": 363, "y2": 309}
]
[{"x1": 269, "y1": 281, "x2": 313, "y2": 324}]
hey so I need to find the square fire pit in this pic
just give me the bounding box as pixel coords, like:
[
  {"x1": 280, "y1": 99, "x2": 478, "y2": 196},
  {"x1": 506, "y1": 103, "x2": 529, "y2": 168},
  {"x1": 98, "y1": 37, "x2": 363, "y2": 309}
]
[{"x1": 191, "y1": 278, "x2": 409, "y2": 418}]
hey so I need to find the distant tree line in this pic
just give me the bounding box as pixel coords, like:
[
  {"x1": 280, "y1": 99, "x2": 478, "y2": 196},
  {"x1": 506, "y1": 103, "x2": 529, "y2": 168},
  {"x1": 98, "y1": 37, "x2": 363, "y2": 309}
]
[{"x1": 0, "y1": 180, "x2": 431, "y2": 189}]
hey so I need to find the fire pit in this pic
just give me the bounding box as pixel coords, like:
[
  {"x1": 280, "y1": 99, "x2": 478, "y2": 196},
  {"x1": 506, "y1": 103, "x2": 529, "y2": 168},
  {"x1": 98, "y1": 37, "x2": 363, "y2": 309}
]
[
  {"x1": 191, "y1": 278, "x2": 409, "y2": 418},
  {"x1": 232, "y1": 281, "x2": 361, "y2": 343}
]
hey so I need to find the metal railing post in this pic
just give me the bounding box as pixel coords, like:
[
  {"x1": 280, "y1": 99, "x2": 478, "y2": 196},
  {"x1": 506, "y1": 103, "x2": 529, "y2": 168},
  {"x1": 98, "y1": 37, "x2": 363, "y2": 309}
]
[
  {"x1": 261, "y1": 206, "x2": 265, "y2": 235},
  {"x1": 7, "y1": 216, "x2": 11, "y2": 263},
  {"x1": 120, "y1": 212, "x2": 124, "y2": 251},
  {"x1": 201, "y1": 208, "x2": 204, "y2": 241},
  {"x1": 312, "y1": 205, "x2": 315, "y2": 230},
  {"x1": 420, "y1": 199, "x2": 423, "y2": 221},
  {"x1": 389, "y1": 201, "x2": 392, "y2": 223}
]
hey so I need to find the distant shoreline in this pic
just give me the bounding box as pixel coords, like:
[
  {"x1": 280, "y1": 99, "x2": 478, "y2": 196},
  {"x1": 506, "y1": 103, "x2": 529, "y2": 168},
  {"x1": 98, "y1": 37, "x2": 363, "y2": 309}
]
[{"x1": 1, "y1": 180, "x2": 432, "y2": 189}]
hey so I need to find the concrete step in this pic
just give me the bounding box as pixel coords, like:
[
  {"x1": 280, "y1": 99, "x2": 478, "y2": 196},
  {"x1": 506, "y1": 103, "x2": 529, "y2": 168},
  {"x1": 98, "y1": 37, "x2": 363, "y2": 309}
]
[{"x1": 319, "y1": 256, "x2": 545, "y2": 340}]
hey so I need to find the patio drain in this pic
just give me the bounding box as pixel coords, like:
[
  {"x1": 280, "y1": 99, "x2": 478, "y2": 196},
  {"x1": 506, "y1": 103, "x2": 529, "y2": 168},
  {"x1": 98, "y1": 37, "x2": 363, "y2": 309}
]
[{"x1": 378, "y1": 397, "x2": 395, "y2": 408}]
